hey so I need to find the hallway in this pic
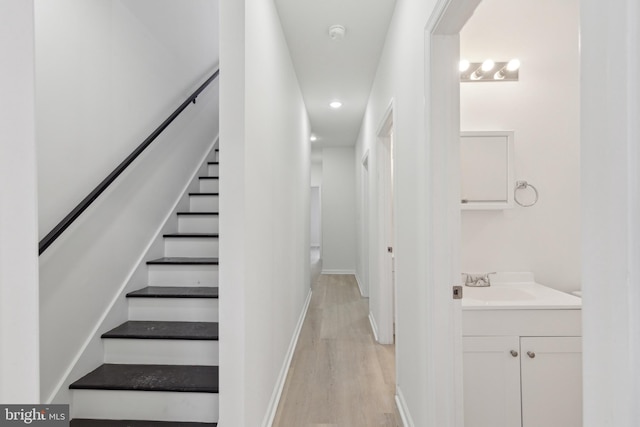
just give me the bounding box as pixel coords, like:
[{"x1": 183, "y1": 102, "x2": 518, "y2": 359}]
[{"x1": 273, "y1": 274, "x2": 401, "y2": 427}]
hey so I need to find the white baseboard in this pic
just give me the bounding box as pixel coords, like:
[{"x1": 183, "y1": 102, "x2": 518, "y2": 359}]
[
  {"x1": 354, "y1": 272, "x2": 366, "y2": 297},
  {"x1": 368, "y1": 312, "x2": 379, "y2": 343},
  {"x1": 262, "y1": 289, "x2": 313, "y2": 427},
  {"x1": 321, "y1": 269, "x2": 356, "y2": 275},
  {"x1": 395, "y1": 386, "x2": 415, "y2": 427}
]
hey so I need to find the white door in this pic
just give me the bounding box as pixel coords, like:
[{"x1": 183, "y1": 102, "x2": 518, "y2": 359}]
[
  {"x1": 378, "y1": 125, "x2": 395, "y2": 343},
  {"x1": 463, "y1": 336, "x2": 522, "y2": 427},
  {"x1": 520, "y1": 336, "x2": 582, "y2": 427}
]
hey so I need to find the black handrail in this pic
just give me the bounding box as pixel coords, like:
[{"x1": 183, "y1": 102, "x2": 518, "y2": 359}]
[{"x1": 39, "y1": 69, "x2": 220, "y2": 255}]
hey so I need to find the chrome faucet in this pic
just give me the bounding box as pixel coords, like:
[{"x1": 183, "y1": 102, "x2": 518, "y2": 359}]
[{"x1": 464, "y1": 272, "x2": 496, "y2": 287}]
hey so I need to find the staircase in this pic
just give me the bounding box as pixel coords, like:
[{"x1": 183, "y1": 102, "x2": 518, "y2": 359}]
[{"x1": 69, "y1": 150, "x2": 221, "y2": 426}]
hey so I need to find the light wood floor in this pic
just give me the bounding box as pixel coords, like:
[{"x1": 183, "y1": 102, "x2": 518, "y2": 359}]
[{"x1": 272, "y1": 274, "x2": 402, "y2": 427}]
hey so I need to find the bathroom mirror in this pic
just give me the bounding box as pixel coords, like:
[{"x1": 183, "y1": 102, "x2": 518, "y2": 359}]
[{"x1": 460, "y1": 130, "x2": 514, "y2": 209}]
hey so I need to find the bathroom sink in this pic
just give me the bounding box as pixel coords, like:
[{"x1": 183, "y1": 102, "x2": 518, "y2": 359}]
[
  {"x1": 461, "y1": 272, "x2": 582, "y2": 336},
  {"x1": 464, "y1": 286, "x2": 536, "y2": 302},
  {"x1": 461, "y1": 272, "x2": 582, "y2": 310}
]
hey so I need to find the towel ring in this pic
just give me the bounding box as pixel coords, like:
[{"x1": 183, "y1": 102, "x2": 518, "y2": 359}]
[{"x1": 514, "y1": 180, "x2": 539, "y2": 207}]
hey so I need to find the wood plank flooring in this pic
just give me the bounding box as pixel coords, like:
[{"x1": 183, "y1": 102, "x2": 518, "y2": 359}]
[{"x1": 272, "y1": 274, "x2": 402, "y2": 427}]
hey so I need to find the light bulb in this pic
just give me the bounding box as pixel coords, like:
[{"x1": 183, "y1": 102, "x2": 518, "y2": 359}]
[
  {"x1": 310, "y1": 135, "x2": 317, "y2": 142},
  {"x1": 481, "y1": 59, "x2": 495, "y2": 72},
  {"x1": 459, "y1": 60, "x2": 470, "y2": 72},
  {"x1": 507, "y1": 59, "x2": 521, "y2": 71},
  {"x1": 330, "y1": 100, "x2": 343, "y2": 109}
]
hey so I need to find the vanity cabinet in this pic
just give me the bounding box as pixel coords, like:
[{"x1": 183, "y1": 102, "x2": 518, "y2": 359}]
[{"x1": 463, "y1": 335, "x2": 582, "y2": 427}]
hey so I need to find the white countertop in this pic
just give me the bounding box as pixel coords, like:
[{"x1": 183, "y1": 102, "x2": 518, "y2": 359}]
[{"x1": 461, "y1": 272, "x2": 582, "y2": 310}]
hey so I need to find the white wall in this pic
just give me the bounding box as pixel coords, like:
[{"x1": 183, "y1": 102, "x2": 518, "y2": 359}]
[
  {"x1": 35, "y1": 0, "x2": 220, "y2": 238},
  {"x1": 459, "y1": 0, "x2": 581, "y2": 293},
  {"x1": 355, "y1": 0, "x2": 467, "y2": 425},
  {"x1": 321, "y1": 147, "x2": 357, "y2": 274},
  {"x1": 581, "y1": 1, "x2": 640, "y2": 425},
  {"x1": 219, "y1": 0, "x2": 311, "y2": 425},
  {"x1": 0, "y1": 0, "x2": 40, "y2": 403},
  {"x1": 36, "y1": 0, "x2": 220, "y2": 402}
]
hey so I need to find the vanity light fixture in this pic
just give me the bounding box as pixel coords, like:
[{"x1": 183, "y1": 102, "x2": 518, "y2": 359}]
[
  {"x1": 460, "y1": 58, "x2": 520, "y2": 82},
  {"x1": 329, "y1": 100, "x2": 343, "y2": 109}
]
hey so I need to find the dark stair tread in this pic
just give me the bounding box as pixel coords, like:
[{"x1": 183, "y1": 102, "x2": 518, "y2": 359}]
[
  {"x1": 207, "y1": 162, "x2": 219, "y2": 165},
  {"x1": 163, "y1": 233, "x2": 219, "y2": 238},
  {"x1": 147, "y1": 257, "x2": 219, "y2": 265},
  {"x1": 127, "y1": 286, "x2": 218, "y2": 299},
  {"x1": 198, "y1": 177, "x2": 219, "y2": 180},
  {"x1": 176, "y1": 212, "x2": 218, "y2": 216},
  {"x1": 189, "y1": 193, "x2": 219, "y2": 196},
  {"x1": 102, "y1": 321, "x2": 218, "y2": 340},
  {"x1": 70, "y1": 364, "x2": 218, "y2": 393},
  {"x1": 71, "y1": 420, "x2": 216, "y2": 427}
]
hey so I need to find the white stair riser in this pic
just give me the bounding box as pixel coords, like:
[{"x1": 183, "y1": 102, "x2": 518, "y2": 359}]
[
  {"x1": 190, "y1": 195, "x2": 218, "y2": 212},
  {"x1": 164, "y1": 237, "x2": 219, "y2": 257},
  {"x1": 199, "y1": 179, "x2": 219, "y2": 193},
  {"x1": 104, "y1": 339, "x2": 218, "y2": 366},
  {"x1": 129, "y1": 298, "x2": 218, "y2": 322},
  {"x1": 208, "y1": 164, "x2": 219, "y2": 176},
  {"x1": 71, "y1": 389, "x2": 218, "y2": 422},
  {"x1": 178, "y1": 216, "x2": 219, "y2": 233},
  {"x1": 148, "y1": 265, "x2": 218, "y2": 286}
]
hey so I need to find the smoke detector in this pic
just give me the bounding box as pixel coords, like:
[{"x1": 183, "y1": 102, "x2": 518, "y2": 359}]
[{"x1": 328, "y1": 25, "x2": 346, "y2": 40}]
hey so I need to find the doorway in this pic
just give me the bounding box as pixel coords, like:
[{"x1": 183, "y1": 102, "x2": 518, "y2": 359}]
[
  {"x1": 376, "y1": 104, "x2": 396, "y2": 345},
  {"x1": 425, "y1": 0, "x2": 582, "y2": 425}
]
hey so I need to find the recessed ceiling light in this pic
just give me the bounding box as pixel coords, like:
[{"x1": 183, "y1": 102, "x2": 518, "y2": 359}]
[
  {"x1": 310, "y1": 135, "x2": 317, "y2": 142},
  {"x1": 330, "y1": 100, "x2": 343, "y2": 109}
]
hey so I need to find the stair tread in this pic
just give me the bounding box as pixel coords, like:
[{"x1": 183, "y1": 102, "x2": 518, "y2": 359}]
[
  {"x1": 127, "y1": 287, "x2": 218, "y2": 299},
  {"x1": 189, "y1": 192, "x2": 219, "y2": 196},
  {"x1": 207, "y1": 162, "x2": 219, "y2": 165},
  {"x1": 147, "y1": 257, "x2": 219, "y2": 265},
  {"x1": 102, "y1": 321, "x2": 218, "y2": 340},
  {"x1": 69, "y1": 364, "x2": 218, "y2": 393},
  {"x1": 71, "y1": 420, "x2": 216, "y2": 427},
  {"x1": 176, "y1": 212, "x2": 218, "y2": 216},
  {"x1": 198, "y1": 177, "x2": 219, "y2": 180},
  {"x1": 163, "y1": 233, "x2": 219, "y2": 238}
]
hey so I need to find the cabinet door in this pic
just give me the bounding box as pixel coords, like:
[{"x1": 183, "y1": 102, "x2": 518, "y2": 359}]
[
  {"x1": 463, "y1": 336, "x2": 522, "y2": 427},
  {"x1": 520, "y1": 337, "x2": 582, "y2": 427}
]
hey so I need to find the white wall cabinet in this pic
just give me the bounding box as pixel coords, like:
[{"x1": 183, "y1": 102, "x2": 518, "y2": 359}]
[
  {"x1": 463, "y1": 336, "x2": 582, "y2": 427},
  {"x1": 460, "y1": 131, "x2": 514, "y2": 210}
]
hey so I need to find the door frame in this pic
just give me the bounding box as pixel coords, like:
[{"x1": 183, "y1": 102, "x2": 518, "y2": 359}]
[
  {"x1": 423, "y1": 0, "x2": 483, "y2": 425},
  {"x1": 360, "y1": 150, "x2": 370, "y2": 297},
  {"x1": 375, "y1": 100, "x2": 396, "y2": 345}
]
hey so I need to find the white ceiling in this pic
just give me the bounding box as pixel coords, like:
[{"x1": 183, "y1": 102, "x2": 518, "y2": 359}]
[{"x1": 274, "y1": 0, "x2": 397, "y2": 147}]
